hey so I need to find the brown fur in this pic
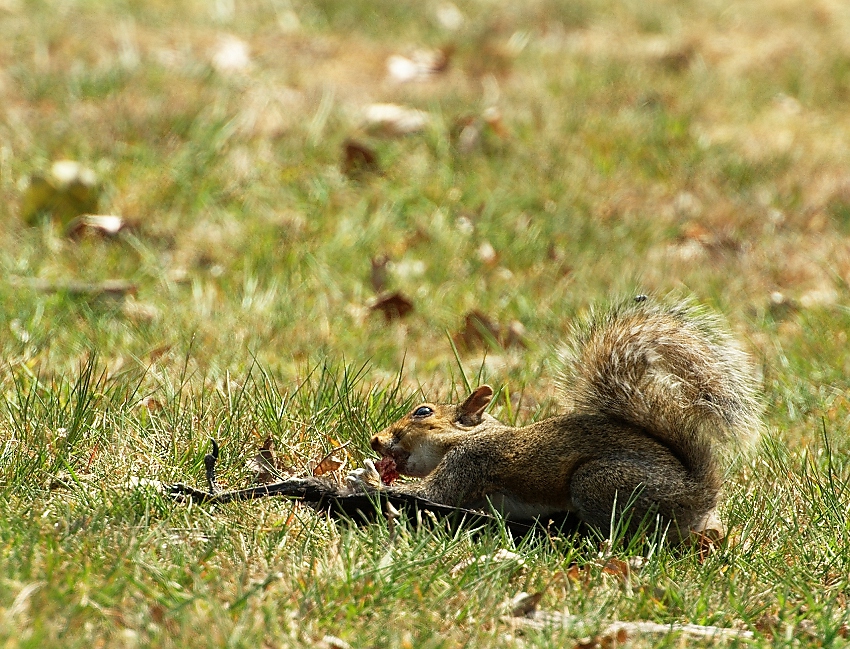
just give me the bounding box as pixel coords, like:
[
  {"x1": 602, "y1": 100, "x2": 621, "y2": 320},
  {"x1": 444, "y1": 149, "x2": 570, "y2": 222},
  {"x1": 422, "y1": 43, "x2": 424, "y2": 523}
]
[{"x1": 369, "y1": 298, "x2": 763, "y2": 542}]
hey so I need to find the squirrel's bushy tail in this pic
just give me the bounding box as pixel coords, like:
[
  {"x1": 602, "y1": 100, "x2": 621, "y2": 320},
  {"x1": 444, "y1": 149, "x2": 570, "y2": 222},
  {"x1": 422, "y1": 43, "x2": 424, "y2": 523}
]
[{"x1": 560, "y1": 297, "x2": 763, "y2": 473}]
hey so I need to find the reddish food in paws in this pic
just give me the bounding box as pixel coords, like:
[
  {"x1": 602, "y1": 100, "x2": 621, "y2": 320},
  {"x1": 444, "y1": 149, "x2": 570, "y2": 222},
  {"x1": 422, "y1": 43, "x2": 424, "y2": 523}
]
[{"x1": 374, "y1": 456, "x2": 399, "y2": 485}]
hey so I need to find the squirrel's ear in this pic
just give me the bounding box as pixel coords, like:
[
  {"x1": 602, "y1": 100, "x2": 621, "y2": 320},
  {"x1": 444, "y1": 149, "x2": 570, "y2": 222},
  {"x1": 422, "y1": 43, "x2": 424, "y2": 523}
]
[{"x1": 457, "y1": 385, "x2": 493, "y2": 426}]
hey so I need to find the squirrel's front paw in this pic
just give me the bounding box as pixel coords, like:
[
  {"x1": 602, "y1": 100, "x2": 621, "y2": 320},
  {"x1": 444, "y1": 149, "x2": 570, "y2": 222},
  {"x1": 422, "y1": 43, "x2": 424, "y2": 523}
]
[{"x1": 346, "y1": 459, "x2": 382, "y2": 492}]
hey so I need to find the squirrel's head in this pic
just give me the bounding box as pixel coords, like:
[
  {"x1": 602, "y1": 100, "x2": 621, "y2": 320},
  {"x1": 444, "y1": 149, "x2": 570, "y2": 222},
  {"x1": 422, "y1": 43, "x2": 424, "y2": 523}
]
[{"x1": 370, "y1": 385, "x2": 495, "y2": 477}]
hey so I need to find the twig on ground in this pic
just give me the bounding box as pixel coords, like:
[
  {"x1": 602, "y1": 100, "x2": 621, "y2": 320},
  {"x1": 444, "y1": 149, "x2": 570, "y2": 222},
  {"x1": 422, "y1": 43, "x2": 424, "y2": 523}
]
[{"x1": 505, "y1": 610, "x2": 754, "y2": 641}]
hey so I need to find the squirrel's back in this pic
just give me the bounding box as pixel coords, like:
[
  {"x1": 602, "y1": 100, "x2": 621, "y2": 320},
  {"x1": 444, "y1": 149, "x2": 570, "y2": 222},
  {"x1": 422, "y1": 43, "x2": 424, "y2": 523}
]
[{"x1": 559, "y1": 297, "x2": 763, "y2": 476}]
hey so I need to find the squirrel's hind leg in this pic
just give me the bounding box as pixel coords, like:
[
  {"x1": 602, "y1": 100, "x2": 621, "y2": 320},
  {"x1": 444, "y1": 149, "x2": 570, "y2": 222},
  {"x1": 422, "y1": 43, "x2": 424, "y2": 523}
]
[{"x1": 570, "y1": 459, "x2": 712, "y2": 543}]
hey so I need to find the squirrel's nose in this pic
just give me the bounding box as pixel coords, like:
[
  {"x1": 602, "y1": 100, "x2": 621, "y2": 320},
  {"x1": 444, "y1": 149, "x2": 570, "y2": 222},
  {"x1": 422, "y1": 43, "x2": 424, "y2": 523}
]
[{"x1": 370, "y1": 436, "x2": 381, "y2": 452}]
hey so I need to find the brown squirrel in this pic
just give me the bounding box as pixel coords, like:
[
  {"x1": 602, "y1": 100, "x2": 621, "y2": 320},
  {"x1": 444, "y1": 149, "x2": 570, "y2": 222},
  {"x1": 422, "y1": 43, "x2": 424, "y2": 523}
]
[{"x1": 350, "y1": 297, "x2": 763, "y2": 542}]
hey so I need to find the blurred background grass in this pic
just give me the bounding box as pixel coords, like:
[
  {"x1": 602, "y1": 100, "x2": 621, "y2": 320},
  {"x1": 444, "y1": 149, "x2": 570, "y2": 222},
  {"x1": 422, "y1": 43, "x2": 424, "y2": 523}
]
[{"x1": 3, "y1": 0, "x2": 849, "y2": 433}]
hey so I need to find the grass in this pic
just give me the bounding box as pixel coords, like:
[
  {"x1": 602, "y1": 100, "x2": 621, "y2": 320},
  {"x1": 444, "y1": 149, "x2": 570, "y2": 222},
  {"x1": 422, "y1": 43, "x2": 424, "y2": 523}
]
[{"x1": 1, "y1": 0, "x2": 850, "y2": 645}]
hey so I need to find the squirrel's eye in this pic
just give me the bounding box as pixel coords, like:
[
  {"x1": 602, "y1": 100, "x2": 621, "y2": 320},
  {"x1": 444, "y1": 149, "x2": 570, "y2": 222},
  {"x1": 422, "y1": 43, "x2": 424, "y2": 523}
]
[{"x1": 412, "y1": 406, "x2": 433, "y2": 418}]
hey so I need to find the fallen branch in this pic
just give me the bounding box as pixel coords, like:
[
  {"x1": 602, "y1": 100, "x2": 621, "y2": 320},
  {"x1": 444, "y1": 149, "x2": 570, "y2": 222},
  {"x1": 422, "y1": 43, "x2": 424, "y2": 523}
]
[
  {"x1": 9, "y1": 276, "x2": 137, "y2": 298},
  {"x1": 167, "y1": 476, "x2": 541, "y2": 533},
  {"x1": 165, "y1": 440, "x2": 579, "y2": 537},
  {"x1": 505, "y1": 609, "x2": 754, "y2": 641}
]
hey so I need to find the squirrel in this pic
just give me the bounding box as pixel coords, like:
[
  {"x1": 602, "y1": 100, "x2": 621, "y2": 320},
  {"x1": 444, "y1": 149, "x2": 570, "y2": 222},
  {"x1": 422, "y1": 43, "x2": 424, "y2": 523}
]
[{"x1": 350, "y1": 296, "x2": 763, "y2": 543}]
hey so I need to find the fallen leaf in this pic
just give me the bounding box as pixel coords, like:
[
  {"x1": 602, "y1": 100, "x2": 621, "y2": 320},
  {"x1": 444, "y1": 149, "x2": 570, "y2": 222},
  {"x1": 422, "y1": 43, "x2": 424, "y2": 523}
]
[
  {"x1": 150, "y1": 603, "x2": 166, "y2": 625},
  {"x1": 146, "y1": 344, "x2": 172, "y2": 362},
  {"x1": 453, "y1": 311, "x2": 526, "y2": 350},
  {"x1": 312, "y1": 454, "x2": 344, "y2": 477},
  {"x1": 370, "y1": 292, "x2": 414, "y2": 321},
  {"x1": 21, "y1": 161, "x2": 100, "y2": 226},
  {"x1": 565, "y1": 563, "x2": 592, "y2": 586},
  {"x1": 753, "y1": 613, "x2": 780, "y2": 639},
  {"x1": 66, "y1": 214, "x2": 125, "y2": 238},
  {"x1": 364, "y1": 103, "x2": 430, "y2": 136},
  {"x1": 601, "y1": 557, "x2": 632, "y2": 583},
  {"x1": 247, "y1": 436, "x2": 280, "y2": 484},
  {"x1": 679, "y1": 221, "x2": 740, "y2": 253},
  {"x1": 342, "y1": 139, "x2": 379, "y2": 177},
  {"x1": 454, "y1": 310, "x2": 500, "y2": 349},
  {"x1": 9, "y1": 277, "x2": 137, "y2": 299},
  {"x1": 139, "y1": 396, "x2": 163, "y2": 413}
]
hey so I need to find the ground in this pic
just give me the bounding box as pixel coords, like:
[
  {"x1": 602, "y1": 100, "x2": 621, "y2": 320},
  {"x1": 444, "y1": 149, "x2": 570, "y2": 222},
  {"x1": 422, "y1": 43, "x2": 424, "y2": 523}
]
[{"x1": 1, "y1": 0, "x2": 850, "y2": 646}]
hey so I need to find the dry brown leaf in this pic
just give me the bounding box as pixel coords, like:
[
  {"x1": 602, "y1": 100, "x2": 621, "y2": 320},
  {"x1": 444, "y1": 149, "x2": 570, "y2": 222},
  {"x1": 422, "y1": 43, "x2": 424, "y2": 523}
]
[
  {"x1": 146, "y1": 345, "x2": 172, "y2": 362},
  {"x1": 312, "y1": 454, "x2": 344, "y2": 477},
  {"x1": 370, "y1": 291, "x2": 414, "y2": 321},
  {"x1": 139, "y1": 396, "x2": 163, "y2": 413},
  {"x1": 247, "y1": 436, "x2": 279, "y2": 484},
  {"x1": 9, "y1": 277, "x2": 137, "y2": 299},
  {"x1": 453, "y1": 311, "x2": 525, "y2": 350},
  {"x1": 454, "y1": 310, "x2": 500, "y2": 349},
  {"x1": 680, "y1": 221, "x2": 741, "y2": 253},
  {"x1": 601, "y1": 557, "x2": 631, "y2": 583},
  {"x1": 565, "y1": 563, "x2": 591, "y2": 586},
  {"x1": 342, "y1": 139, "x2": 380, "y2": 177},
  {"x1": 753, "y1": 614, "x2": 780, "y2": 639}
]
